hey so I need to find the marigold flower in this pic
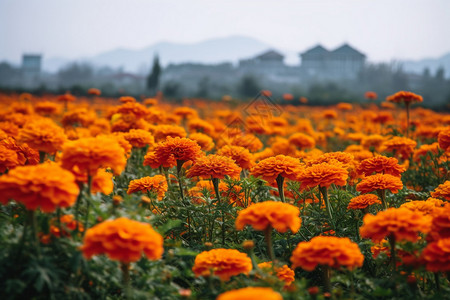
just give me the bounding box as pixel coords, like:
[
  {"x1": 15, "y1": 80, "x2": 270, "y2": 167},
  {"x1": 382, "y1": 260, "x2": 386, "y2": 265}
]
[
  {"x1": 421, "y1": 237, "x2": 450, "y2": 272},
  {"x1": 0, "y1": 144, "x2": 20, "y2": 173},
  {"x1": 154, "y1": 136, "x2": 202, "y2": 167},
  {"x1": 290, "y1": 236, "x2": 364, "y2": 271},
  {"x1": 80, "y1": 217, "x2": 163, "y2": 263},
  {"x1": 361, "y1": 134, "x2": 385, "y2": 151},
  {"x1": 357, "y1": 156, "x2": 405, "y2": 177},
  {"x1": 192, "y1": 248, "x2": 252, "y2": 281},
  {"x1": 297, "y1": 162, "x2": 348, "y2": 189},
  {"x1": 288, "y1": 133, "x2": 316, "y2": 149},
  {"x1": 49, "y1": 214, "x2": 84, "y2": 237},
  {"x1": 173, "y1": 107, "x2": 198, "y2": 119},
  {"x1": 381, "y1": 137, "x2": 417, "y2": 159},
  {"x1": 57, "y1": 93, "x2": 76, "y2": 103},
  {"x1": 258, "y1": 262, "x2": 295, "y2": 286},
  {"x1": 152, "y1": 125, "x2": 187, "y2": 142},
  {"x1": 0, "y1": 163, "x2": 79, "y2": 212},
  {"x1": 189, "y1": 132, "x2": 214, "y2": 151},
  {"x1": 61, "y1": 135, "x2": 126, "y2": 175},
  {"x1": 309, "y1": 151, "x2": 355, "y2": 167},
  {"x1": 34, "y1": 101, "x2": 61, "y2": 116},
  {"x1": 127, "y1": 175, "x2": 168, "y2": 200},
  {"x1": 186, "y1": 154, "x2": 241, "y2": 179},
  {"x1": 188, "y1": 118, "x2": 214, "y2": 135},
  {"x1": 438, "y1": 127, "x2": 450, "y2": 152},
  {"x1": 431, "y1": 181, "x2": 450, "y2": 201},
  {"x1": 428, "y1": 204, "x2": 450, "y2": 240},
  {"x1": 225, "y1": 133, "x2": 263, "y2": 152},
  {"x1": 250, "y1": 155, "x2": 301, "y2": 183},
  {"x1": 188, "y1": 180, "x2": 248, "y2": 206},
  {"x1": 143, "y1": 150, "x2": 176, "y2": 169},
  {"x1": 386, "y1": 91, "x2": 423, "y2": 104},
  {"x1": 116, "y1": 102, "x2": 148, "y2": 119},
  {"x1": 217, "y1": 287, "x2": 282, "y2": 300},
  {"x1": 365, "y1": 91, "x2": 378, "y2": 100},
  {"x1": 62, "y1": 108, "x2": 96, "y2": 127},
  {"x1": 122, "y1": 129, "x2": 155, "y2": 148},
  {"x1": 359, "y1": 208, "x2": 430, "y2": 243},
  {"x1": 235, "y1": 201, "x2": 301, "y2": 233},
  {"x1": 91, "y1": 169, "x2": 114, "y2": 195},
  {"x1": 88, "y1": 88, "x2": 101, "y2": 96},
  {"x1": 400, "y1": 198, "x2": 444, "y2": 215},
  {"x1": 347, "y1": 194, "x2": 381, "y2": 210},
  {"x1": 0, "y1": 137, "x2": 39, "y2": 166},
  {"x1": 356, "y1": 174, "x2": 403, "y2": 194},
  {"x1": 217, "y1": 145, "x2": 254, "y2": 170},
  {"x1": 18, "y1": 118, "x2": 66, "y2": 153},
  {"x1": 413, "y1": 143, "x2": 440, "y2": 162}
]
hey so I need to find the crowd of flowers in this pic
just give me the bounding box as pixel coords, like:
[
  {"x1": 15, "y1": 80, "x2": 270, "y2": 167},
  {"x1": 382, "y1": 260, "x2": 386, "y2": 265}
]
[{"x1": 0, "y1": 90, "x2": 449, "y2": 299}]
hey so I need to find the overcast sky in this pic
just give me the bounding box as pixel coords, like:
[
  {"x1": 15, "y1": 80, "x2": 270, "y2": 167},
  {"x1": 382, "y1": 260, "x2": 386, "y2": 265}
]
[{"x1": 1, "y1": 0, "x2": 449, "y2": 63}]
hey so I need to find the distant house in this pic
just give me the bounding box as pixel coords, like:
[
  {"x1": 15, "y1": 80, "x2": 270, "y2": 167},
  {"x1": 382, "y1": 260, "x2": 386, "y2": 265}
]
[
  {"x1": 300, "y1": 44, "x2": 366, "y2": 79},
  {"x1": 21, "y1": 54, "x2": 42, "y2": 87},
  {"x1": 239, "y1": 50, "x2": 285, "y2": 67}
]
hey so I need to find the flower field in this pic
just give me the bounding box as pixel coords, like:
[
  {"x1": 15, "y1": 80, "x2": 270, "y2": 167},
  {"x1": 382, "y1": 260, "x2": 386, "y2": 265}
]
[{"x1": 0, "y1": 90, "x2": 449, "y2": 299}]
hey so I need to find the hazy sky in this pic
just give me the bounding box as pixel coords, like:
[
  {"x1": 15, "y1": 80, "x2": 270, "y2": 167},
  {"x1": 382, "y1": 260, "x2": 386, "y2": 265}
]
[{"x1": 1, "y1": 0, "x2": 449, "y2": 63}]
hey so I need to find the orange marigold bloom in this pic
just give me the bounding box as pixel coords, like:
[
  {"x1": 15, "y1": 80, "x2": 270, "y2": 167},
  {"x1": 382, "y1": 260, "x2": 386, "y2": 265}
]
[
  {"x1": 290, "y1": 236, "x2": 364, "y2": 271},
  {"x1": 361, "y1": 134, "x2": 386, "y2": 151},
  {"x1": 189, "y1": 132, "x2": 214, "y2": 151},
  {"x1": 217, "y1": 287, "x2": 282, "y2": 300},
  {"x1": 143, "y1": 150, "x2": 176, "y2": 169},
  {"x1": 356, "y1": 174, "x2": 403, "y2": 194},
  {"x1": 337, "y1": 102, "x2": 353, "y2": 111},
  {"x1": 309, "y1": 151, "x2": 355, "y2": 166},
  {"x1": 235, "y1": 201, "x2": 301, "y2": 233},
  {"x1": 428, "y1": 204, "x2": 450, "y2": 240},
  {"x1": 0, "y1": 137, "x2": 39, "y2": 166},
  {"x1": 18, "y1": 118, "x2": 67, "y2": 153},
  {"x1": 152, "y1": 125, "x2": 187, "y2": 142},
  {"x1": 192, "y1": 248, "x2": 252, "y2": 281},
  {"x1": 421, "y1": 237, "x2": 450, "y2": 272},
  {"x1": 57, "y1": 93, "x2": 76, "y2": 102},
  {"x1": 34, "y1": 101, "x2": 61, "y2": 116},
  {"x1": 413, "y1": 142, "x2": 440, "y2": 162},
  {"x1": 61, "y1": 135, "x2": 126, "y2": 175},
  {"x1": 116, "y1": 102, "x2": 148, "y2": 119},
  {"x1": 356, "y1": 156, "x2": 405, "y2": 177},
  {"x1": 381, "y1": 137, "x2": 417, "y2": 159},
  {"x1": 0, "y1": 144, "x2": 20, "y2": 173},
  {"x1": 400, "y1": 199, "x2": 444, "y2": 216},
  {"x1": 91, "y1": 169, "x2": 114, "y2": 195},
  {"x1": 227, "y1": 133, "x2": 263, "y2": 152},
  {"x1": 217, "y1": 145, "x2": 254, "y2": 170},
  {"x1": 122, "y1": 129, "x2": 155, "y2": 148},
  {"x1": 365, "y1": 91, "x2": 378, "y2": 100},
  {"x1": 438, "y1": 127, "x2": 450, "y2": 152},
  {"x1": 431, "y1": 181, "x2": 450, "y2": 201},
  {"x1": 386, "y1": 91, "x2": 423, "y2": 104},
  {"x1": 186, "y1": 154, "x2": 241, "y2": 179},
  {"x1": 0, "y1": 163, "x2": 79, "y2": 212},
  {"x1": 359, "y1": 208, "x2": 430, "y2": 243},
  {"x1": 250, "y1": 155, "x2": 301, "y2": 183},
  {"x1": 88, "y1": 88, "x2": 101, "y2": 96},
  {"x1": 173, "y1": 107, "x2": 198, "y2": 119},
  {"x1": 62, "y1": 108, "x2": 96, "y2": 127},
  {"x1": 347, "y1": 194, "x2": 381, "y2": 210},
  {"x1": 258, "y1": 262, "x2": 295, "y2": 287},
  {"x1": 297, "y1": 162, "x2": 348, "y2": 189},
  {"x1": 80, "y1": 217, "x2": 163, "y2": 263},
  {"x1": 188, "y1": 118, "x2": 214, "y2": 135},
  {"x1": 127, "y1": 175, "x2": 168, "y2": 200},
  {"x1": 154, "y1": 136, "x2": 203, "y2": 167},
  {"x1": 49, "y1": 214, "x2": 84, "y2": 237},
  {"x1": 288, "y1": 133, "x2": 316, "y2": 149}
]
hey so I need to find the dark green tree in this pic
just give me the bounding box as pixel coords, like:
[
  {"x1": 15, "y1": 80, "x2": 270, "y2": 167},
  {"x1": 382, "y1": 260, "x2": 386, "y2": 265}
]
[{"x1": 146, "y1": 55, "x2": 161, "y2": 95}]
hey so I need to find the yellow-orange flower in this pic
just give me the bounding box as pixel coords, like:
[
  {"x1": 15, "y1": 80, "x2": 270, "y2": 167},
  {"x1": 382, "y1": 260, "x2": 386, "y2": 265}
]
[
  {"x1": 413, "y1": 143, "x2": 440, "y2": 162},
  {"x1": 192, "y1": 248, "x2": 252, "y2": 281},
  {"x1": 217, "y1": 287, "x2": 282, "y2": 300},
  {"x1": 431, "y1": 181, "x2": 450, "y2": 201},
  {"x1": 381, "y1": 137, "x2": 417, "y2": 159},
  {"x1": 438, "y1": 127, "x2": 450, "y2": 152},
  {"x1": 258, "y1": 262, "x2": 295, "y2": 287},
  {"x1": 127, "y1": 175, "x2": 168, "y2": 200},
  {"x1": 80, "y1": 217, "x2": 163, "y2": 263},
  {"x1": 421, "y1": 237, "x2": 450, "y2": 272},
  {"x1": 143, "y1": 150, "x2": 176, "y2": 169},
  {"x1": 235, "y1": 201, "x2": 301, "y2": 233},
  {"x1": 91, "y1": 169, "x2": 114, "y2": 195},
  {"x1": 152, "y1": 125, "x2": 187, "y2": 142},
  {"x1": 359, "y1": 208, "x2": 430, "y2": 243},
  {"x1": 356, "y1": 174, "x2": 403, "y2": 194},
  {"x1": 297, "y1": 162, "x2": 348, "y2": 189},
  {"x1": 0, "y1": 137, "x2": 39, "y2": 166},
  {"x1": 186, "y1": 154, "x2": 241, "y2": 179},
  {"x1": 18, "y1": 118, "x2": 67, "y2": 153},
  {"x1": 290, "y1": 236, "x2": 364, "y2": 271},
  {"x1": 189, "y1": 132, "x2": 214, "y2": 151},
  {"x1": 154, "y1": 136, "x2": 203, "y2": 166},
  {"x1": 0, "y1": 163, "x2": 79, "y2": 212},
  {"x1": 217, "y1": 145, "x2": 254, "y2": 170},
  {"x1": 428, "y1": 204, "x2": 450, "y2": 240},
  {"x1": 250, "y1": 155, "x2": 301, "y2": 183},
  {"x1": 347, "y1": 194, "x2": 381, "y2": 210},
  {"x1": 361, "y1": 134, "x2": 385, "y2": 151},
  {"x1": 0, "y1": 144, "x2": 20, "y2": 173},
  {"x1": 386, "y1": 91, "x2": 423, "y2": 104},
  {"x1": 288, "y1": 133, "x2": 316, "y2": 149},
  {"x1": 61, "y1": 135, "x2": 126, "y2": 175},
  {"x1": 400, "y1": 198, "x2": 444, "y2": 215},
  {"x1": 356, "y1": 156, "x2": 405, "y2": 177},
  {"x1": 122, "y1": 129, "x2": 155, "y2": 148}
]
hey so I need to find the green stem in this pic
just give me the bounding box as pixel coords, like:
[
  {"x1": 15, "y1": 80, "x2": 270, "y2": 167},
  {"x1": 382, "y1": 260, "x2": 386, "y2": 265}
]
[
  {"x1": 176, "y1": 160, "x2": 185, "y2": 201},
  {"x1": 263, "y1": 226, "x2": 275, "y2": 262},
  {"x1": 319, "y1": 186, "x2": 334, "y2": 228},
  {"x1": 322, "y1": 265, "x2": 332, "y2": 293},
  {"x1": 74, "y1": 184, "x2": 83, "y2": 233},
  {"x1": 405, "y1": 103, "x2": 410, "y2": 138},
  {"x1": 39, "y1": 151, "x2": 46, "y2": 163},
  {"x1": 276, "y1": 174, "x2": 285, "y2": 202},
  {"x1": 389, "y1": 234, "x2": 397, "y2": 272},
  {"x1": 434, "y1": 272, "x2": 441, "y2": 293},
  {"x1": 377, "y1": 189, "x2": 388, "y2": 210},
  {"x1": 83, "y1": 175, "x2": 92, "y2": 233},
  {"x1": 212, "y1": 177, "x2": 225, "y2": 246},
  {"x1": 121, "y1": 262, "x2": 131, "y2": 299},
  {"x1": 29, "y1": 210, "x2": 41, "y2": 257}
]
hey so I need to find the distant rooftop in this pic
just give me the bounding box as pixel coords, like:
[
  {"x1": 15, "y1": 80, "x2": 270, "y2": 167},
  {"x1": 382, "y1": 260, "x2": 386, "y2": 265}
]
[{"x1": 255, "y1": 50, "x2": 284, "y2": 60}]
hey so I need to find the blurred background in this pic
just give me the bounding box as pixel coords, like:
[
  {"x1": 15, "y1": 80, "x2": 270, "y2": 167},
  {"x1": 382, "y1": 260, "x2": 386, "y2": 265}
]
[{"x1": 1, "y1": 0, "x2": 449, "y2": 106}]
